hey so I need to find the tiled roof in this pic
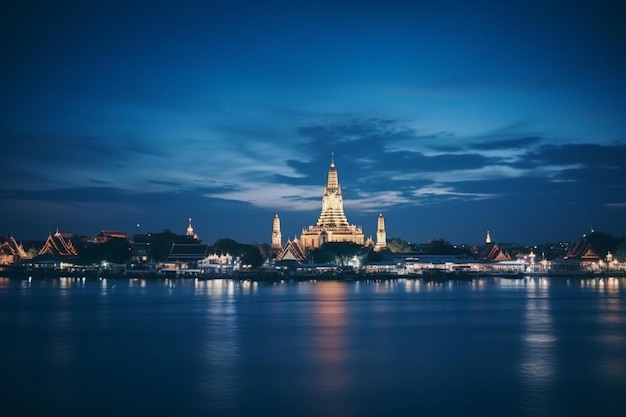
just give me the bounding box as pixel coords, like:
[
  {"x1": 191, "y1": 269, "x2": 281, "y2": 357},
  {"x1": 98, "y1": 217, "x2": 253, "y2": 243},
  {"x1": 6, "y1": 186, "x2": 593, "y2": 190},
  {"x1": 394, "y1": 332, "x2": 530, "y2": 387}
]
[
  {"x1": 39, "y1": 230, "x2": 78, "y2": 256},
  {"x1": 565, "y1": 236, "x2": 600, "y2": 260},
  {"x1": 277, "y1": 239, "x2": 307, "y2": 262},
  {"x1": 167, "y1": 243, "x2": 209, "y2": 261}
]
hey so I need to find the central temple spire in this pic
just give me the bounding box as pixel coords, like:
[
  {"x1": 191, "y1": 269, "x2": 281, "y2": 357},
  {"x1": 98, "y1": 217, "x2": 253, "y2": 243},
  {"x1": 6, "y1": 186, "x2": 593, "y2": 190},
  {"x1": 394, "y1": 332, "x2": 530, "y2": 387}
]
[
  {"x1": 325, "y1": 154, "x2": 340, "y2": 194},
  {"x1": 317, "y1": 155, "x2": 349, "y2": 227}
]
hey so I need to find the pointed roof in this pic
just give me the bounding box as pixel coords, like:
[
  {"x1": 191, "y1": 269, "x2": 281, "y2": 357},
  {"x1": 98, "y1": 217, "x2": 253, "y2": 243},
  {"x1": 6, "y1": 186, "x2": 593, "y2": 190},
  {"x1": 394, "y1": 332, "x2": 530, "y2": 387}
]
[
  {"x1": 277, "y1": 239, "x2": 307, "y2": 262},
  {"x1": 39, "y1": 229, "x2": 78, "y2": 256},
  {"x1": 0, "y1": 236, "x2": 28, "y2": 258},
  {"x1": 167, "y1": 243, "x2": 209, "y2": 261},
  {"x1": 316, "y1": 155, "x2": 350, "y2": 227},
  {"x1": 479, "y1": 243, "x2": 511, "y2": 261},
  {"x1": 564, "y1": 235, "x2": 600, "y2": 261}
]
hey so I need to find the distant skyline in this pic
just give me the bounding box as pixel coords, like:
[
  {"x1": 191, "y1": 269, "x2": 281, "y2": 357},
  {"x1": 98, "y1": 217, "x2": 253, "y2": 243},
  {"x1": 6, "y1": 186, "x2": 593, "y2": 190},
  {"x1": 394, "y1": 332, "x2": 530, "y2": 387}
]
[{"x1": 1, "y1": 0, "x2": 625, "y2": 245}]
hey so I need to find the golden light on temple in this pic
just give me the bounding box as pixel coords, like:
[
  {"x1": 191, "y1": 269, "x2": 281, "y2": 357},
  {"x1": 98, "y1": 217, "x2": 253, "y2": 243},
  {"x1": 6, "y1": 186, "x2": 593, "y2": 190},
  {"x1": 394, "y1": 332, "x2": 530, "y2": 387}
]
[
  {"x1": 274, "y1": 156, "x2": 388, "y2": 261},
  {"x1": 300, "y1": 156, "x2": 365, "y2": 249}
]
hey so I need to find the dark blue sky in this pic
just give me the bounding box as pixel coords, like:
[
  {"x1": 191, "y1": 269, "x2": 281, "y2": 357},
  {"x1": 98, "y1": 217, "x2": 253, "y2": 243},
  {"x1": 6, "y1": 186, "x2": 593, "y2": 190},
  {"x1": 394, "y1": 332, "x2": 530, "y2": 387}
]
[{"x1": 1, "y1": 0, "x2": 625, "y2": 245}]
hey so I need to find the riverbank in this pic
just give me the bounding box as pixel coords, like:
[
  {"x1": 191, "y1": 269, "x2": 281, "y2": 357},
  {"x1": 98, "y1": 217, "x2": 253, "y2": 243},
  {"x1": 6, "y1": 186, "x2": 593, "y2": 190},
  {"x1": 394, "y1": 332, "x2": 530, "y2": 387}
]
[{"x1": 2, "y1": 266, "x2": 624, "y2": 282}]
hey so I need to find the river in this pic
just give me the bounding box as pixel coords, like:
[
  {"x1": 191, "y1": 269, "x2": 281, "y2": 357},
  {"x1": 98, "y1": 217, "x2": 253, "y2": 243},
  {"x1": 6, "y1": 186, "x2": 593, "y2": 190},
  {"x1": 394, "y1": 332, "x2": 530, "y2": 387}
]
[{"x1": 1, "y1": 276, "x2": 624, "y2": 416}]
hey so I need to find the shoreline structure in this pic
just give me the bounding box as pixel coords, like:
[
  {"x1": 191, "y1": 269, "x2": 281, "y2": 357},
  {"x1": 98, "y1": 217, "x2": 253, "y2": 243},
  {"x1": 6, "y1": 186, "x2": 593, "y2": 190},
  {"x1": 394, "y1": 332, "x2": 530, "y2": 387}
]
[{"x1": 2, "y1": 265, "x2": 624, "y2": 281}]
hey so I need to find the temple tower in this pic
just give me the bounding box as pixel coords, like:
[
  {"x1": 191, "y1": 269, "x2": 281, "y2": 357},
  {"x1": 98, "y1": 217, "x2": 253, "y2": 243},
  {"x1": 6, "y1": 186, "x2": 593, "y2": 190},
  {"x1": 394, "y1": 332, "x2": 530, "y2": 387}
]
[
  {"x1": 300, "y1": 155, "x2": 364, "y2": 249},
  {"x1": 186, "y1": 218, "x2": 199, "y2": 240},
  {"x1": 316, "y1": 154, "x2": 349, "y2": 227},
  {"x1": 270, "y1": 214, "x2": 282, "y2": 256},
  {"x1": 374, "y1": 213, "x2": 387, "y2": 251}
]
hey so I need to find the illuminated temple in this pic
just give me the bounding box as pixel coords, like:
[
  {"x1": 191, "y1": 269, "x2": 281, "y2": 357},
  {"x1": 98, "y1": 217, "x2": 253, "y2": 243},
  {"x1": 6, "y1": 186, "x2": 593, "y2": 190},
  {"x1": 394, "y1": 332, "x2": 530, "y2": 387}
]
[
  {"x1": 299, "y1": 156, "x2": 365, "y2": 250},
  {"x1": 273, "y1": 156, "x2": 389, "y2": 261}
]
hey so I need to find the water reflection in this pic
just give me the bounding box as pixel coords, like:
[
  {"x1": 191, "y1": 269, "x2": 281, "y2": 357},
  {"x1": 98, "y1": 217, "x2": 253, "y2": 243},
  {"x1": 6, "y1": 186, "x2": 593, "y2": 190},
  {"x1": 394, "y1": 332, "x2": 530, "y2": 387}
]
[
  {"x1": 313, "y1": 282, "x2": 348, "y2": 362},
  {"x1": 44, "y1": 286, "x2": 75, "y2": 397},
  {"x1": 194, "y1": 278, "x2": 257, "y2": 296},
  {"x1": 363, "y1": 278, "x2": 487, "y2": 294},
  {"x1": 310, "y1": 282, "x2": 351, "y2": 414},
  {"x1": 195, "y1": 279, "x2": 242, "y2": 412},
  {"x1": 127, "y1": 278, "x2": 147, "y2": 289},
  {"x1": 470, "y1": 278, "x2": 486, "y2": 290},
  {"x1": 2, "y1": 275, "x2": 626, "y2": 416},
  {"x1": 581, "y1": 277, "x2": 623, "y2": 294},
  {"x1": 401, "y1": 278, "x2": 422, "y2": 293},
  {"x1": 520, "y1": 278, "x2": 556, "y2": 417},
  {"x1": 593, "y1": 279, "x2": 626, "y2": 384}
]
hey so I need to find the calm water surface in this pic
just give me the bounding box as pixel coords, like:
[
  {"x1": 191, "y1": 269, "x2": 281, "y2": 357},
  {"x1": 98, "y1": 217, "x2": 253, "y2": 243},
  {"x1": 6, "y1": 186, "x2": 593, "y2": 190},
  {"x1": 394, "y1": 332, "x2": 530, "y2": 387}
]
[{"x1": 1, "y1": 276, "x2": 625, "y2": 417}]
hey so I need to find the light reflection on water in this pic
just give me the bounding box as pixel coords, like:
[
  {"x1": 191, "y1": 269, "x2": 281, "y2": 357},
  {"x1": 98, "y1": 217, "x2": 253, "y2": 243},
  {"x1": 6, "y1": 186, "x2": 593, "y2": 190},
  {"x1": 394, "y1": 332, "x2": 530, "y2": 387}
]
[
  {"x1": 520, "y1": 278, "x2": 556, "y2": 417},
  {"x1": 312, "y1": 282, "x2": 349, "y2": 368},
  {"x1": 0, "y1": 276, "x2": 625, "y2": 417},
  {"x1": 302, "y1": 282, "x2": 353, "y2": 415},
  {"x1": 595, "y1": 280, "x2": 626, "y2": 384},
  {"x1": 194, "y1": 278, "x2": 257, "y2": 297},
  {"x1": 194, "y1": 279, "x2": 242, "y2": 412}
]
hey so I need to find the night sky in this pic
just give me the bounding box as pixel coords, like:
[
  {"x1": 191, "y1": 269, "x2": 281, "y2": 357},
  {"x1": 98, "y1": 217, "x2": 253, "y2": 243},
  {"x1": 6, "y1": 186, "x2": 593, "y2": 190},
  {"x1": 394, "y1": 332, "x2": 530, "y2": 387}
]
[{"x1": 1, "y1": 0, "x2": 625, "y2": 245}]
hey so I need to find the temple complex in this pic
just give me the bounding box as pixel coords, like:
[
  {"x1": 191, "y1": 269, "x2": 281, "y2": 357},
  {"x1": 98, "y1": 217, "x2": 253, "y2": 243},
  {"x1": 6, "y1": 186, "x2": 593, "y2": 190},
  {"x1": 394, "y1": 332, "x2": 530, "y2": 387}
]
[
  {"x1": 273, "y1": 156, "x2": 390, "y2": 262},
  {"x1": 299, "y1": 156, "x2": 364, "y2": 250}
]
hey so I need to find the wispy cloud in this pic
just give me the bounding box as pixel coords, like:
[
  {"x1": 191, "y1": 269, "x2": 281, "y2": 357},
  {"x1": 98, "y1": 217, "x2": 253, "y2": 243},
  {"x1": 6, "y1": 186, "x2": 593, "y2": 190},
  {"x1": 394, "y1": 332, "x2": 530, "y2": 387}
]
[
  {"x1": 412, "y1": 185, "x2": 495, "y2": 200},
  {"x1": 470, "y1": 136, "x2": 543, "y2": 150},
  {"x1": 207, "y1": 183, "x2": 322, "y2": 211},
  {"x1": 344, "y1": 190, "x2": 413, "y2": 212}
]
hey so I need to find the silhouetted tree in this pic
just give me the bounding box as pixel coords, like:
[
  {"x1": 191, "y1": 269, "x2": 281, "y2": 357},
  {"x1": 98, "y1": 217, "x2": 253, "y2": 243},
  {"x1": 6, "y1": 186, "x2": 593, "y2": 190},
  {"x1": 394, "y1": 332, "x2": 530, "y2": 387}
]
[
  {"x1": 148, "y1": 230, "x2": 198, "y2": 261},
  {"x1": 615, "y1": 242, "x2": 626, "y2": 262},
  {"x1": 386, "y1": 238, "x2": 411, "y2": 253},
  {"x1": 310, "y1": 242, "x2": 364, "y2": 265},
  {"x1": 213, "y1": 238, "x2": 240, "y2": 255},
  {"x1": 587, "y1": 232, "x2": 618, "y2": 259},
  {"x1": 102, "y1": 238, "x2": 131, "y2": 263},
  {"x1": 77, "y1": 238, "x2": 131, "y2": 264},
  {"x1": 212, "y1": 238, "x2": 264, "y2": 268},
  {"x1": 241, "y1": 245, "x2": 264, "y2": 268},
  {"x1": 367, "y1": 249, "x2": 386, "y2": 263},
  {"x1": 425, "y1": 239, "x2": 469, "y2": 255}
]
